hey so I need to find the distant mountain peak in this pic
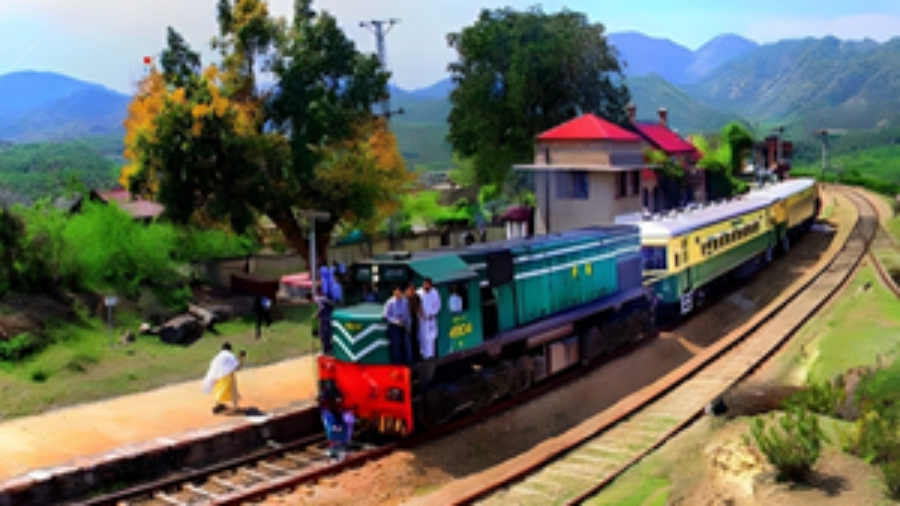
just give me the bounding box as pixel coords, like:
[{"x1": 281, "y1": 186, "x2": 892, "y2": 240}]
[{"x1": 609, "y1": 31, "x2": 759, "y2": 84}]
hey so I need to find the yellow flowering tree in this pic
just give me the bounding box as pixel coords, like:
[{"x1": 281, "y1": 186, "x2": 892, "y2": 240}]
[{"x1": 122, "y1": 0, "x2": 405, "y2": 265}]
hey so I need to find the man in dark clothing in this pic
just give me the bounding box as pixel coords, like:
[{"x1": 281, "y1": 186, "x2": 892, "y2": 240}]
[
  {"x1": 313, "y1": 287, "x2": 335, "y2": 354},
  {"x1": 254, "y1": 295, "x2": 273, "y2": 339},
  {"x1": 383, "y1": 285, "x2": 411, "y2": 364},
  {"x1": 405, "y1": 282, "x2": 423, "y2": 362}
]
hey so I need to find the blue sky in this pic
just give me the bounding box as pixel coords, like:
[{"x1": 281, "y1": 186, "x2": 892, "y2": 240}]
[{"x1": 2, "y1": 0, "x2": 899, "y2": 94}]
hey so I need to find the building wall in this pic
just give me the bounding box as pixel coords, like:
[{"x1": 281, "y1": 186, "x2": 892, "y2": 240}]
[
  {"x1": 534, "y1": 140, "x2": 644, "y2": 167},
  {"x1": 534, "y1": 170, "x2": 642, "y2": 234}
]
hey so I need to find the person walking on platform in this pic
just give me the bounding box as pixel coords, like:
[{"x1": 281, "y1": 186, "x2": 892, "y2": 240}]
[
  {"x1": 202, "y1": 343, "x2": 246, "y2": 414},
  {"x1": 405, "y1": 282, "x2": 423, "y2": 361},
  {"x1": 417, "y1": 278, "x2": 442, "y2": 360},
  {"x1": 383, "y1": 285, "x2": 411, "y2": 364},
  {"x1": 312, "y1": 287, "x2": 335, "y2": 355}
]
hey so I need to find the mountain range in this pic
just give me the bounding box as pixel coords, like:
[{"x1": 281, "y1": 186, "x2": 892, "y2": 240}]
[{"x1": 3, "y1": 30, "x2": 900, "y2": 168}]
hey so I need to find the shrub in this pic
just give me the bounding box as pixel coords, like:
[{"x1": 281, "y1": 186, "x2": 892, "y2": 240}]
[
  {"x1": 783, "y1": 379, "x2": 846, "y2": 417},
  {"x1": 747, "y1": 406, "x2": 829, "y2": 482},
  {"x1": 0, "y1": 333, "x2": 40, "y2": 362},
  {"x1": 846, "y1": 410, "x2": 900, "y2": 464},
  {"x1": 879, "y1": 460, "x2": 900, "y2": 500},
  {"x1": 30, "y1": 368, "x2": 48, "y2": 383},
  {"x1": 65, "y1": 352, "x2": 99, "y2": 373}
]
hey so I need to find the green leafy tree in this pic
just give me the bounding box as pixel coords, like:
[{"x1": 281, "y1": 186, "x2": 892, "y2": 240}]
[
  {"x1": 447, "y1": 6, "x2": 629, "y2": 189},
  {"x1": 694, "y1": 121, "x2": 755, "y2": 198}
]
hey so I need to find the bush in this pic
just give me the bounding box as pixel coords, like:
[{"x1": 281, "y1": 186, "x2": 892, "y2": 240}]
[
  {"x1": 747, "y1": 406, "x2": 829, "y2": 482},
  {"x1": 30, "y1": 368, "x2": 48, "y2": 383},
  {"x1": 0, "y1": 333, "x2": 40, "y2": 362},
  {"x1": 879, "y1": 459, "x2": 900, "y2": 500},
  {"x1": 65, "y1": 352, "x2": 99, "y2": 373},
  {"x1": 783, "y1": 378, "x2": 846, "y2": 417}
]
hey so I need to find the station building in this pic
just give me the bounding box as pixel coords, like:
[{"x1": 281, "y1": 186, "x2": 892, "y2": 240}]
[{"x1": 512, "y1": 108, "x2": 703, "y2": 235}]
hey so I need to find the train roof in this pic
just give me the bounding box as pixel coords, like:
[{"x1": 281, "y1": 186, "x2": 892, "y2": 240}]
[
  {"x1": 745, "y1": 178, "x2": 816, "y2": 201},
  {"x1": 616, "y1": 196, "x2": 773, "y2": 240},
  {"x1": 616, "y1": 178, "x2": 817, "y2": 241}
]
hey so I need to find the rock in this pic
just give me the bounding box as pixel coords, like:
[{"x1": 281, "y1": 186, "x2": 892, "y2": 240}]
[
  {"x1": 158, "y1": 314, "x2": 203, "y2": 345},
  {"x1": 188, "y1": 303, "x2": 218, "y2": 327},
  {"x1": 704, "y1": 440, "x2": 776, "y2": 500},
  {"x1": 139, "y1": 323, "x2": 153, "y2": 335},
  {"x1": 120, "y1": 330, "x2": 135, "y2": 345}
]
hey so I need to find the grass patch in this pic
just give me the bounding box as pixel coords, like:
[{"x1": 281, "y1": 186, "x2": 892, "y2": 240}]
[
  {"x1": 0, "y1": 303, "x2": 315, "y2": 419},
  {"x1": 763, "y1": 265, "x2": 900, "y2": 386}
]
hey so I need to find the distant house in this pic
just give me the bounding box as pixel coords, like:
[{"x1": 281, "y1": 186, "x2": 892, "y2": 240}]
[
  {"x1": 514, "y1": 113, "x2": 648, "y2": 234},
  {"x1": 754, "y1": 136, "x2": 793, "y2": 180},
  {"x1": 89, "y1": 188, "x2": 165, "y2": 223},
  {"x1": 628, "y1": 105, "x2": 705, "y2": 210}
]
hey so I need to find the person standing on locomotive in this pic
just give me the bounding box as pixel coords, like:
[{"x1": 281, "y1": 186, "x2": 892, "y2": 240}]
[
  {"x1": 417, "y1": 278, "x2": 442, "y2": 359},
  {"x1": 383, "y1": 285, "x2": 411, "y2": 364},
  {"x1": 405, "y1": 282, "x2": 423, "y2": 361}
]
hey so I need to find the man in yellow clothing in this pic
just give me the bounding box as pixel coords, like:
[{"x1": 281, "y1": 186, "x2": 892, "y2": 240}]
[{"x1": 202, "y1": 342, "x2": 245, "y2": 414}]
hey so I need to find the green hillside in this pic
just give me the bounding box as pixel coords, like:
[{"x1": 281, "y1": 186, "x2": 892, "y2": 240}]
[
  {"x1": 689, "y1": 37, "x2": 900, "y2": 131},
  {"x1": 626, "y1": 74, "x2": 743, "y2": 134},
  {"x1": 389, "y1": 90, "x2": 453, "y2": 170},
  {"x1": 0, "y1": 140, "x2": 120, "y2": 201}
]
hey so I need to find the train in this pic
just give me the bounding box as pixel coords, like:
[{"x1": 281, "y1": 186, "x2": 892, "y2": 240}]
[{"x1": 317, "y1": 178, "x2": 820, "y2": 436}]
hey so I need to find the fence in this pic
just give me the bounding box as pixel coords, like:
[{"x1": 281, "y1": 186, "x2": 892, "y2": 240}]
[{"x1": 193, "y1": 226, "x2": 507, "y2": 289}]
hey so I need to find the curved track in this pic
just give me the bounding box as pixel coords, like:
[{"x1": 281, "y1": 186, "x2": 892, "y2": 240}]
[{"x1": 438, "y1": 187, "x2": 877, "y2": 506}]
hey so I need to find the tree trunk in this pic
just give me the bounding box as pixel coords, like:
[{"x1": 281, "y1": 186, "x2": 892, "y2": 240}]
[{"x1": 268, "y1": 210, "x2": 333, "y2": 270}]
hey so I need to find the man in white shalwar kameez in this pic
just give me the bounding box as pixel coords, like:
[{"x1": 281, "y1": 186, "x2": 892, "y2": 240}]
[
  {"x1": 417, "y1": 278, "x2": 442, "y2": 359},
  {"x1": 203, "y1": 343, "x2": 244, "y2": 413}
]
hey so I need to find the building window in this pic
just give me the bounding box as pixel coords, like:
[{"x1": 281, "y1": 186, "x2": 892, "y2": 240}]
[
  {"x1": 556, "y1": 171, "x2": 590, "y2": 200},
  {"x1": 615, "y1": 172, "x2": 627, "y2": 198},
  {"x1": 630, "y1": 170, "x2": 640, "y2": 196},
  {"x1": 544, "y1": 147, "x2": 551, "y2": 165}
]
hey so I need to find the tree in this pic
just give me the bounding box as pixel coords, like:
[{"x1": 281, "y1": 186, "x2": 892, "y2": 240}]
[
  {"x1": 122, "y1": 0, "x2": 399, "y2": 266},
  {"x1": 447, "y1": 7, "x2": 629, "y2": 189},
  {"x1": 693, "y1": 121, "x2": 755, "y2": 198}
]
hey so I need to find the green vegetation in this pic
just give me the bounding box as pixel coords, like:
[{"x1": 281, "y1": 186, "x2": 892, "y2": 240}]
[
  {"x1": 0, "y1": 304, "x2": 315, "y2": 418},
  {"x1": 2, "y1": 199, "x2": 256, "y2": 307},
  {"x1": 746, "y1": 406, "x2": 829, "y2": 482},
  {"x1": 0, "y1": 140, "x2": 120, "y2": 202}
]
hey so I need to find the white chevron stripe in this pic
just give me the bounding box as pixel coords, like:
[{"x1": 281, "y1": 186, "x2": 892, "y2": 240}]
[
  {"x1": 332, "y1": 321, "x2": 388, "y2": 345},
  {"x1": 514, "y1": 246, "x2": 640, "y2": 281},
  {"x1": 333, "y1": 336, "x2": 390, "y2": 362}
]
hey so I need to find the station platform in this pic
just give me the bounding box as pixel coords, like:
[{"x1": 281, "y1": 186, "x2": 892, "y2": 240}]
[{"x1": 0, "y1": 355, "x2": 320, "y2": 484}]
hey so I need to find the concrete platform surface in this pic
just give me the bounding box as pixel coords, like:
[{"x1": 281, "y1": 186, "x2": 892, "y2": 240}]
[{"x1": 0, "y1": 355, "x2": 319, "y2": 480}]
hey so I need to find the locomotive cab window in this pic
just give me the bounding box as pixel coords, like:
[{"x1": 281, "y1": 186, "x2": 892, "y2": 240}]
[
  {"x1": 449, "y1": 284, "x2": 467, "y2": 314},
  {"x1": 642, "y1": 246, "x2": 668, "y2": 271}
]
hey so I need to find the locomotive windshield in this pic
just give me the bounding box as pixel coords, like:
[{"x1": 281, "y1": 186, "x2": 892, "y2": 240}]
[{"x1": 642, "y1": 246, "x2": 668, "y2": 271}]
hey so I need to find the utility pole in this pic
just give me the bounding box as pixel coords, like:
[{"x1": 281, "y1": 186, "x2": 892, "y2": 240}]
[
  {"x1": 361, "y1": 18, "x2": 403, "y2": 251},
  {"x1": 360, "y1": 18, "x2": 400, "y2": 119},
  {"x1": 815, "y1": 130, "x2": 832, "y2": 179}
]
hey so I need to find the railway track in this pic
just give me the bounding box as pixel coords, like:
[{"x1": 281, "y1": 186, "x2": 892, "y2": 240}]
[
  {"x1": 420, "y1": 187, "x2": 876, "y2": 506},
  {"x1": 845, "y1": 188, "x2": 900, "y2": 299}
]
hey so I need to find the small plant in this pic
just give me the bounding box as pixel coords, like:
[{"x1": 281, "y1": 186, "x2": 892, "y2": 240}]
[
  {"x1": 746, "y1": 406, "x2": 829, "y2": 482},
  {"x1": 879, "y1": 459, "x2": 900, "y2": 500},
  {"x1": 0, "y1": 333, "x2": 38, "y2": 362},
  {"x1": 65, "y1": 352, "x2": 99, "y2": 373},
  {"x1": 30, "y1": 368, "x2": 49, "y2": 383}
]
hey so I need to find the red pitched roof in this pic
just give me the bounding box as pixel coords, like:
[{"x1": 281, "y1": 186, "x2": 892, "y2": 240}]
[
  {"x1": 635, "y1": 123, "x2": 697, "y2": 155},
  {"x1": 538, "y1": 113, "x2": 641, "y2": 142}
]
